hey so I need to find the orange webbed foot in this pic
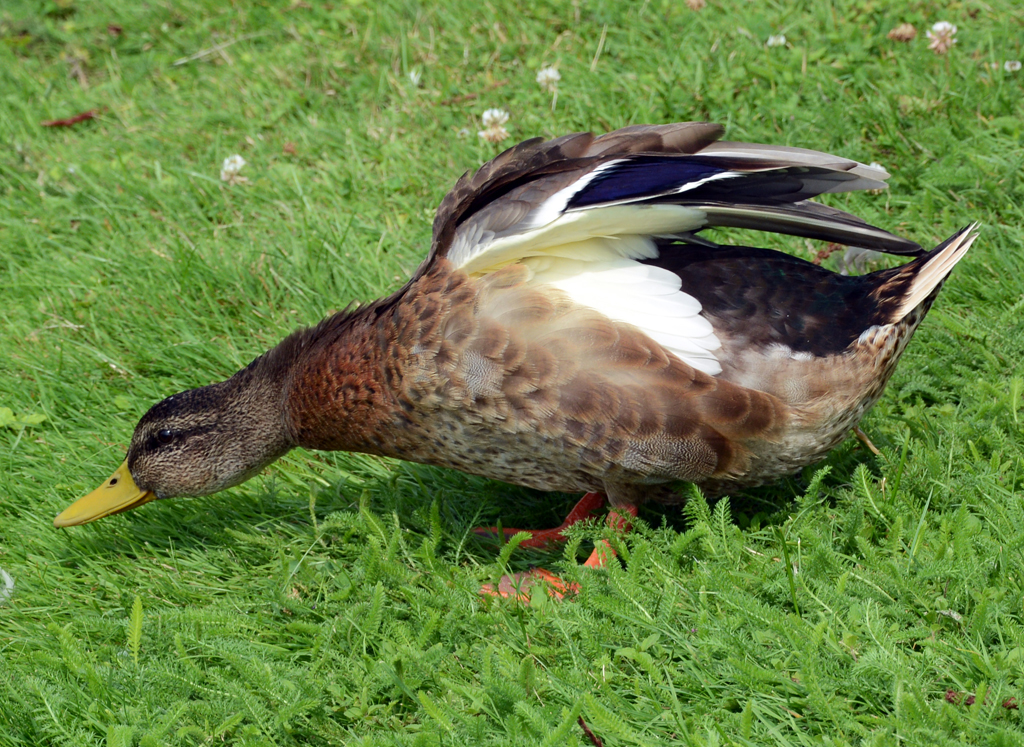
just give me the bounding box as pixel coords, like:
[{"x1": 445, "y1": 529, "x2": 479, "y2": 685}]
[
  {"x1": 480, "y1": 568, "x2": 577, "y2": 601},
  {"x1": 581, "y1": 506, "x2": 637, "y2": 569},
  {"x1": 472, "y1": 491, "x2": 606, "y2": 549},
  {"x1": 479, "y1": 499, "x2": 637, "y2": 601}
]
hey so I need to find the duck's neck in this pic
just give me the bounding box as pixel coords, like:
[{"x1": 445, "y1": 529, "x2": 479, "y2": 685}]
[{"x1": 276, "y1": 303, "x2": 401, "y2": 456}]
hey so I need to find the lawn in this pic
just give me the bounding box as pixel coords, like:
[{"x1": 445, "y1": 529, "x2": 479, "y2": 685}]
[{"x1": 2, "y1": 0, "x2": 1024, "y2": 744}]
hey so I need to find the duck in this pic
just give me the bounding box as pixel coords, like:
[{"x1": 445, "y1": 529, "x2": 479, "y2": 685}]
[{"x1": 55, "y1": 122, "x2": 976, "y2": 596}]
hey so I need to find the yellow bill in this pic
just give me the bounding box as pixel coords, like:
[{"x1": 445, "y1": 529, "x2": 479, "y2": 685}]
[{"x1": 54, "y1": 460, "x2": 156, "y2": 527}]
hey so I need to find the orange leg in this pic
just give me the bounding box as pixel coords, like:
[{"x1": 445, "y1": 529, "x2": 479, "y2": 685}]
[
  {"x1": 479, "y1": 498, "x2": 638, "y2": 601},
  {"x1": 581, "y1": 504, "x2": 637, "y2": 569},
  {"x1": 473, "y1": 491, "x2": 606, "y2": 549}
]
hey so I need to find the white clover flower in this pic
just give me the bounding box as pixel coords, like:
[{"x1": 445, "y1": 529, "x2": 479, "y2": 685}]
[
  {"x1": 220, "y1": 154, "x2": 247, "y2": 184},
  {"x1": 478, "y1": 108, "x2": 511, "y2": 143},
  {"x1": 536, "y1": 66, "x2": 561, "y2": 93},
  {"x1": 926, "y1": 21, "x2": 957, "y2": 55},
  {"x1": 1005, "y1": 60, "x2": 1022, "y2": 73},
  {"x1": 766, "y1": 34, "x2": 786, "y2": 48},
  {"x1": 408, "y1": 68, "x2": 422, "y2": 87},
  {"x1": 481, "y1": 108, "x2": 509, "y2": 128}
]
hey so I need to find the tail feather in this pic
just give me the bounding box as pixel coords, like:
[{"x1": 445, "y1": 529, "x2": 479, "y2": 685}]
[{"x1": 893, "y1": 224, "x2": 978, "y2": 321}]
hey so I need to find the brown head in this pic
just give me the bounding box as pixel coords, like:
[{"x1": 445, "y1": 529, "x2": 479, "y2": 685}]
[{"x1": 54, "y1": 360, "x2": 295, "y2": 527}]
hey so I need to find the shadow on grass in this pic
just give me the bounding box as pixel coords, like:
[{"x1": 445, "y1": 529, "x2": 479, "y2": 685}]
[{"x1": 52, "y1": 432, "x2": 881, "y2": 569}]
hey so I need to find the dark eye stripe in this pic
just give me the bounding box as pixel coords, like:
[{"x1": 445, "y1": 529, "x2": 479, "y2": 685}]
[{"x1": 146, "y1": 423, "x2": 218, "y2": 450}]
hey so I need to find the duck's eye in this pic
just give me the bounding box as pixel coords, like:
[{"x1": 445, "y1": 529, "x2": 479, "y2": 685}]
[{"x1": 156, "y1": 429, "x2": 175, "y2": 445}]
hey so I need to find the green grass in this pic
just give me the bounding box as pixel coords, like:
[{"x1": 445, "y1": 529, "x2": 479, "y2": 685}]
[{"x1": 2, "y1": 0, "x2": 1024, "y2": 744}]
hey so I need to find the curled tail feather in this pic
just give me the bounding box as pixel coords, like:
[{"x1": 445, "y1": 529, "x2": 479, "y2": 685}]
[{"x1": 893, "y1": 224, "x2": 978, "y2": 322}]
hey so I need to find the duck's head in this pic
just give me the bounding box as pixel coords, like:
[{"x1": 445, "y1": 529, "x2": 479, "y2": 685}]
[{"x1": 54, "y1": 366, "x2": 294, "y2": 527}]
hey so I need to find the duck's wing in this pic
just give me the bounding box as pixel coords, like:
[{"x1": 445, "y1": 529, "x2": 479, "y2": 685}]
[
  {"x1": 423, "y1": 123, "x2": 917, "y2": 377},
  {"x1": 429, "y1": 122, "x2": 919, "y2": 274}
]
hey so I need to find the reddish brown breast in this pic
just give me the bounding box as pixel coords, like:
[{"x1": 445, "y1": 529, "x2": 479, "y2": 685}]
[{"x1": 284, "y1": 307, "x2": 401, "y2": 456}]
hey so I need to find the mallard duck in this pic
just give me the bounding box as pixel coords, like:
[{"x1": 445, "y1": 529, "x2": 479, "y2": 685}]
[{"x1": 55, "y1": 123, "x2": 975, "y2": 594}]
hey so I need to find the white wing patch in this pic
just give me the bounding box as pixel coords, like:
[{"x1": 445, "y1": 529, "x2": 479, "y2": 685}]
[
  {"x1": 523, "y1": 255, "x2": 723, "y2": 376},
  {"x1": 451, "y1": 201, "x2": 722, "y2": 376}
]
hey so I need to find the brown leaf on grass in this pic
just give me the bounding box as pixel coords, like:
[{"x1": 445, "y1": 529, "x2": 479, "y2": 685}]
[
  {"x1": 41, "y1": 110, "x2": 99, "y2": 127},
  {"x1": 811, "y1": 243, "x2": 843, "y2": 266},
  {"x1": 107, "y1": 24, "x2": 123, "y2": 37},
  {"x1": 578, "y1": 717, "x2": 603, "y2": 747},
  {"x1": 887, "y1": 23, "x2": 916, "y2": 42},
  {"x1": 946, "y1": 690, "x2": 1019, "y2": 709}
]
